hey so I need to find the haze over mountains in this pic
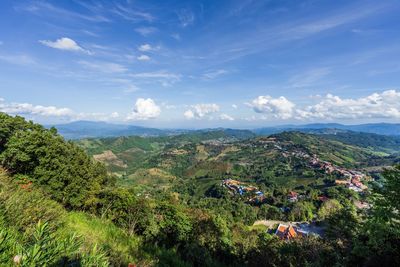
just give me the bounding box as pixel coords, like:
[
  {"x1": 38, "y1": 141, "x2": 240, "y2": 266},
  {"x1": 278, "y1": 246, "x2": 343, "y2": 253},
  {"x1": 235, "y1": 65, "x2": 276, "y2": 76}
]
[{"x1": 50, "y1": 121, "x2": 400, "y2": 139}]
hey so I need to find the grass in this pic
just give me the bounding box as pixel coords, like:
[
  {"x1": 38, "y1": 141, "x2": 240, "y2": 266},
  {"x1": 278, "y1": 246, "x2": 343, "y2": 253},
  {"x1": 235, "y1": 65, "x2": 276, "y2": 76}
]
[{"x1": 64, "y1": 212, "x2": 143, "y2": 265}]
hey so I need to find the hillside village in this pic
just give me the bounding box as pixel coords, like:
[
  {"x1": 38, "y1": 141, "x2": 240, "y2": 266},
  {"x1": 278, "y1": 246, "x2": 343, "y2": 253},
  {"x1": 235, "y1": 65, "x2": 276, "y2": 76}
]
[{"x1": 256, "y1": 136, "x2": 370, "y2": 192}]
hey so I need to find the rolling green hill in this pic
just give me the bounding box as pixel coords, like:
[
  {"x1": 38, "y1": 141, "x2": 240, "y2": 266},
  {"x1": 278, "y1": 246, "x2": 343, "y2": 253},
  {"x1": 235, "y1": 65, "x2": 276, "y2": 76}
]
[{"x1": 76, "y1": 130, "x2": 397, "y2": 194}]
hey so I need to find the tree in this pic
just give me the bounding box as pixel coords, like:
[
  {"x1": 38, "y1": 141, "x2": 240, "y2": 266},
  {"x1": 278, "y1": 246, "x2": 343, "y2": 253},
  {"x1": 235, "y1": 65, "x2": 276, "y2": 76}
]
[
  {"x1": 1, "y1": 122, "x2": 110, "y2": 209},
  {"x1": 349, "y1": 165, "x2": 400, "y2": 266},
  {"x1": 317, "y1": 199, "x2": 343, "y2": 220},
  {"x1": 288, "y1": 201, "x2": 315, "y2": 222}
]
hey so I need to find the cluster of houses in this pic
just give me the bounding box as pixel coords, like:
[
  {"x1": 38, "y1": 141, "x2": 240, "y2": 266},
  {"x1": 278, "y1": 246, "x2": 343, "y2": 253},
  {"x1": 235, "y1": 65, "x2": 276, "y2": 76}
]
[
  {"x1": 287, "y1": 191, "x2": 330, "y2": 203},
  {"x1": 271, "y1": 141, "x2": 370, "y2": 192},
  {"x1": 335, "y1": 177, "x2": 368, "y2": 192},
  {"x1": 222, "y1": 179, "x2": 266, "y2": 204},
  {"x1": 309, "y1": 156, "x2": 368, "y2": 192}
]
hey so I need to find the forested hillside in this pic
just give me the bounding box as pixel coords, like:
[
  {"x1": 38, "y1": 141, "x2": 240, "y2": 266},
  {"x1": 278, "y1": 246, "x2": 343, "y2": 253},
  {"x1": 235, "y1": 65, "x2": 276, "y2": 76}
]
[{"x1": 1, "y1": 113, "x2": 400, "y2": 266}]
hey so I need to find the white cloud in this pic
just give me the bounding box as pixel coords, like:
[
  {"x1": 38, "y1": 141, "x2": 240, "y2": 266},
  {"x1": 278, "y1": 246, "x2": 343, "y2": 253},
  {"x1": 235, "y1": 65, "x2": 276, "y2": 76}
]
[
  {"x1": 126, "y1": 98, "x2": 161, "y2": 120},
  {"x1": 135, "y1": 26, "x2": 157, "y2": 36},
  {"x1": 137, "y1": 54, "x2": 150, "y2": 61},
  {"x1": 232, "y1": 104, "x2": 238, "y2": 109},
  {"x1": 0, "y1": 98, "x2": 122, "y2": 122},
  {"x1": 249, "y1": 96, "x2": 295, "y2": 119},
  {"x1": 184, "y1": 104, "x2": 220, "y2": 119},
  {"x1": 184, "y1": 110, "x2": 195, "y2": 119},
  {"x1": 138, "y1": 44, "x2": 152, "y2": 52},
  {"x1": 247, "y1": 90, "x2": 400, "y2": 121},
  {"x1": 298, "y1": 90, "x2": 400, "y2": 120},
  {"x1": 39, "y1": 37, "x2": 89, "y2": 53},
  {"x1": 0, "y1": 100, "x2": 73, "y2": 117},
  {"x1": 112, "y1": 4, "x2": 154, "y2": 22},
  {"x1": 203, "y1": 69, "x2": 228, "y2": 79},
  {"x1": 78, "y1": 60, "x2": 127, "y2": 73},
  {"x1": 219, "y1": 113, "x2": 235, "y2": 121}
]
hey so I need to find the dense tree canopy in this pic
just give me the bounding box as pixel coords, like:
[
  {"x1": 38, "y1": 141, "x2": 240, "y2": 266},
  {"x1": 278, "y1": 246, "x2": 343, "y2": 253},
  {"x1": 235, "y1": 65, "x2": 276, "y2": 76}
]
[{"x1": 0, "y1": 113, "x2": 110, "y2": 209}]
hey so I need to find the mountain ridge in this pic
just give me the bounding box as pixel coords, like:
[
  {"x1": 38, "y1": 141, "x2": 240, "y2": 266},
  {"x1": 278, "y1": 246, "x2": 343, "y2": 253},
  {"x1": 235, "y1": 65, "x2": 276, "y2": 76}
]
[{"x1": 51, "y1": 120, "x2": 400, "y2": 139}]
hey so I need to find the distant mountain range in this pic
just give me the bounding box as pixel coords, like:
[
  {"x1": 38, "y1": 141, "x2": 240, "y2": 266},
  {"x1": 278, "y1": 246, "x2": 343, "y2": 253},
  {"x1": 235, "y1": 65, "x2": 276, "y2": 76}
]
[
  {"x1": 49, "y1": 121, "x2": 188, "y2": 139},
  {"x1": 50, "y1": 121, "x2": 400, "y2": 139},
  {"x1": 253, "y1": 123, "x2": 400, "y2": 136}
]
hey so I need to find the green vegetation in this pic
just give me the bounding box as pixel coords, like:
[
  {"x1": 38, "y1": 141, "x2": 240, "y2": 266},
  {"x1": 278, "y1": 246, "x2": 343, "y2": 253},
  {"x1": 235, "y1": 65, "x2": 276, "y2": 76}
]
[
  {"x1": 1, "y1": 112, "x2": 400, "y2": 266},
  {"x1": 315, "y1": 130, "x2": 400, "y2": 154}
]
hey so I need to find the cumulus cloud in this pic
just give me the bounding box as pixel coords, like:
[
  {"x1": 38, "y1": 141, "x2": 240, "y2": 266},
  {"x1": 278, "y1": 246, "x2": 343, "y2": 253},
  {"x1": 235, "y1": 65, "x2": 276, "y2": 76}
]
[
  {"x1": 248, "y1": 90, "x2": 400, "y2": 121},
  {"x1": 0, "y1": 98, "x2": 122, "y2": 122},
  {"x1": 126, "y1": 98, "x2": 161, "y2": 120},
  {"x1": 137, "y1": 54, "x2": 150, "y2": 61},
  {"x1": 39, "y1": 37, "x2": 89, "y2": 53},
  {"x1": 183, "y1": 110, "x2": 195, "y2": 119},
  {"x1": 0, "y1": 99, "x2": 73, "y2": 117},
  {"x1": 184, "y1": 104, "x2": 220, "y2": 119},
  {"x1": 299, "y1": 90, "x2": 400, "y2": 120},
  {"x1": 249, "y1": 96, "x2": 295, "y2": 119}
]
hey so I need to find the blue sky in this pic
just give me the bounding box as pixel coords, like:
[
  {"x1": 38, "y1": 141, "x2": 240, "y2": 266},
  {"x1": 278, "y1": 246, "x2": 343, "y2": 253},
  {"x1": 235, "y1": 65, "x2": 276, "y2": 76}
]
[{"x1": 1, "y1": 0, "x2": 400, "y2": 128}]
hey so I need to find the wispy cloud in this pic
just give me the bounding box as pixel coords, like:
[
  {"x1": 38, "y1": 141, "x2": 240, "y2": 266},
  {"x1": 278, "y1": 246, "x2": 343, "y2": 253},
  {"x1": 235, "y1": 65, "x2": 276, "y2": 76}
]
[
  {"x1": 134, "y1": 26, "x2": 158, "y2": 36},
  {"x1": 195, "y1": 2, "x2": 389, "y2": 64},
  {"x1": 78, "y1": 60, "x2": 127, "y2": 73},
  {"x1": 0, "y1": 54, "x2": 35, "y2": 66},
  {"x1": 17, "y1": 2, "x2": 111, "y2": 23},
  {"x1": 289, "y1": 68, "x2": 331, "y2": 87},
  {"x1": 131, "y1": 71, "x2": 181, "y2": 86},
  {"x1": 177, "y1": 8, "x2": 195, "y2": 27},
  {"x1": 111, "y1": 3, "x2": 154, "y2": 22},
  {"x1": 203, "y1": 69, "x2": 228, "y2": 79}
]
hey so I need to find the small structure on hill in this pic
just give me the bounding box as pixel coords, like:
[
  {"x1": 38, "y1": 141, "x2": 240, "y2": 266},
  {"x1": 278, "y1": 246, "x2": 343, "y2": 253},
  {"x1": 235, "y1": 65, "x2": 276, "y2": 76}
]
[
  {"x1": 287, "y1": 191, "x2": 298, "y2": 202},
  {"x1": 275, "y1": 223, "x2": 308, "y2": 240}
]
